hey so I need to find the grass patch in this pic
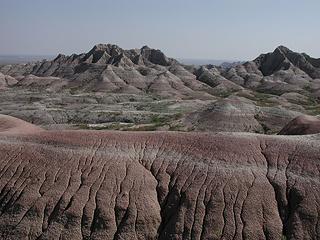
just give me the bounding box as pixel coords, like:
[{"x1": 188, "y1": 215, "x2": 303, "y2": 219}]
[
  {"x1": 76, "y1": 113, "x2": 184, "y2": 131},
  {"x1": 303, "y1": 84, "x2": 313, "y2": 92},
  {"x1": 124, "y1": 124, "x2": 159, "y2": 131},
  {"x1": 303, "y1": 95, "x2": 320, "y2": 115},
  {"x1": 168, "y1": 124, "x2": 185, "y2": 131},
  {"x1": 77, "y1": 123, "x2": 133, "y2": 130},
  {"x1": 150, "y1": 115, "x2": 166, "y2": 125},
  {"x1": 238, "y1": 92, "x2": 277, "y2": 107},
  {"x1": 305, "y1": 105, "x2": 320, "y2": 115},
  {"x1": 216, "y1": 91, "x2": 233, "y2": 98}
]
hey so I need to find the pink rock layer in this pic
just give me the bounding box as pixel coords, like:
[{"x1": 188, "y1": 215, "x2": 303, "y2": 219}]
[
  {"x1": 0, "y1": 116, "x2": 319, "y2": 239},
  {"x1": 279, "y1": 115, "x2": 320, "y2": 135}
]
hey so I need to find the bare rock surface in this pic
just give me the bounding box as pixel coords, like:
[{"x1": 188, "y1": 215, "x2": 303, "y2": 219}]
[
  {"x1": 0, "y1": 115, "x2": 319, "y2": 239},
  {"x1": 0, "y1": 72, "x2": 17, "y2": 89},
  {"x1": 279, "y1": 115, "x2": 320, "y2": 135}
]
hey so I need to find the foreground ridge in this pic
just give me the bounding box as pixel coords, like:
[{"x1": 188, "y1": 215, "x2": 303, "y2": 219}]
[{"x1": 0, "y1": 116, "x2": 319, "y2": 239}]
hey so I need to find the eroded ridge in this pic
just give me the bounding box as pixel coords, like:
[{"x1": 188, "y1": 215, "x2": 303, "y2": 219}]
[{"x1": 0, "y1": 131, "x2": 319, "y2": 239}]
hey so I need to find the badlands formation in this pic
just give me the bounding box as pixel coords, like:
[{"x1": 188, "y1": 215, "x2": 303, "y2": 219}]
[
  {"x1": 0, "y1": 45, "x2": 319, "y2": 239},
  {"x1": 0, "y1": 44, "x2": 319, "y2": 133}
]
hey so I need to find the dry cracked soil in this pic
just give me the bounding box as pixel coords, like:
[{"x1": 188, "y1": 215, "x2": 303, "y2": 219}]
[{"x1": 0, "y1": 115, "x2": 319, "y2": 239}]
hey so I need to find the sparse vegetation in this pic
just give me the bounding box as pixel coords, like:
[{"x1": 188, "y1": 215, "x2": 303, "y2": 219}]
[
  {"x1": 216, "y1": 91, "x2": 233, "y2": 98},
  {"x1": 238, "y1": 91, "x2": 278, "y2": 107},
  {"x1": 306, "y1": 105, "x2": 320, "y2": 115},
  {"x1": 303, "y1": 84, "x2": 313, "y2": 92},
  {"x1": 168, "y1": 124, "x2": 184, "y2": 131},
  {"x1": 75, "y1": 112, "x2": 185, "y2": 132},
  {"x1": 124, "y1": 124, "x2": 159, "y2": 131}
]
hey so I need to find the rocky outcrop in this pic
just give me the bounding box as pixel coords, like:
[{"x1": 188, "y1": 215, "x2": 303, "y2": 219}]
[
  {"x1": 255, "y1": 46, "x2": 320, "y2": 79},
  {"x1": 279, "y1": 115, "x2": 320, "y2": 135},
  {"x1": 139, "y1": 45, "x2": 174, "y2": 66},
  {"x1": 0, "y1": 116, "x2": 319, "y2": 239},
  {"x1": 0, "y1": 72, "x2": 17, "y2": 89}
]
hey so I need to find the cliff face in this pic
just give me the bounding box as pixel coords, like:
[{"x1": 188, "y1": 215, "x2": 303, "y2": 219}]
[{"x1": 0, "y1": 115, "x2": 319, "y2": 239}]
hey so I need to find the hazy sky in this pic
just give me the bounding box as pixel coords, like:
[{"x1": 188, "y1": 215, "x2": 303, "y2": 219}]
[{"x1": 1, "y1": 0, "x2": 319, "y2": 60}]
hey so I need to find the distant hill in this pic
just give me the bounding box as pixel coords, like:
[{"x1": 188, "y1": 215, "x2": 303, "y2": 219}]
[
  {"x1": 0, "y1": 44, "x2": 319, "y2": 134},
  {"x1": 178, "y1": 58, "x2": 240, "y2": 66},
  {"x1": 0, "y1": 55, "x2": 54, "y2": 64}
]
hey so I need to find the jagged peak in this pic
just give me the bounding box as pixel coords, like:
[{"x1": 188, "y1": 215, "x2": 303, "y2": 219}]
[
  {"x1": 49, "y1": 43, "x2": 175, "y2": 67},
  {"x1": 274, "y1": 45, "x2": 291, "y2": 54},
  {"x1": 92, "y1": 43, "x2": 108, "y2": 50},
  {"x1": 89, "y1": 43, "x2": 122, "y2": 53},
  {"x1": 54, "y1": 53, "x2": 66, "y2": 60},
  {"x1": 255, "y1": 46, "x2": 293, "y2": 61},
  {"x1": 141, "y1": 45, "x2": 151, "y2": 50},
  {"x1": 56, "y1": 53, "x2": 66, "y2": 57},
  {"x1": 253, "y1": 45, "x2": 320, "y2": 78},
  {"x1": 254, "y1": 46, "x2": 294, "y2": 63}
]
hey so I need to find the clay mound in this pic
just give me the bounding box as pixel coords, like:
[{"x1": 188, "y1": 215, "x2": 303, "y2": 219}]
[
  {"x1": 0, "y1": 114, "x2": 42, "y2": 134},
  {"x1": 15, "y1": 74, "x2": 67, "y2": 91},
  {"x1": 0, "y1": 127, "x2": 319, "y2": 239},
  {"x1": 279, "y1": 115, "x2": 320, "y2": 135},
  {"x1": 182, "y1": 96, "x2": 299, "y2": 133},
  {"x1": 0, "y1": 72, "x2": 17, "y2": 89},
  {"x1": 184, "y1": 97, "x2": 264, "y2": 133}
]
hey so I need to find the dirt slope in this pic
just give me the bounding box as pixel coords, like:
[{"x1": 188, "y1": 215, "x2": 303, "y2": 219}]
[
  {"x1": 0, "y1": 114, "x2": 42, "y2": 134},
  {"x1": 279, "y1": 115, "x2": 320, "y2": 135},
  {"x1": 0, "y1": 116, "x2": 319, "y2": 239}
]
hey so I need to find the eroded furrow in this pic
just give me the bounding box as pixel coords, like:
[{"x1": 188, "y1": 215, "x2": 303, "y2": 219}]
[{"x1": 0, "y1": 132, "x2": 318, "y2": 240}]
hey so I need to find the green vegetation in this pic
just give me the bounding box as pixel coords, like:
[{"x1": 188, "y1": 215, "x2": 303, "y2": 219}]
[
  {"x1": 76, "y1": 112, "x2": 185, "y2": 132},
  {"x1": 256, "y1": 87, "x2": 285, "y2": 96},
  {"x1": 76, "y1": 110, "x2": 183, "y2": 131},
  {"x1": 306, "y1": 95, "x2": 319, "y2": 105},
  {"x1": 124, "y1": 124, "x2": 159, "y2": 131},
  {"x1": 303, "y1": 84, "x2": 313, "y2": 92},
  {"x1": 69, "y1": 87, "x2": 80, "y2": 95},
  {"x1": 150, "y1": 115, "x2": 166, "y2": 125},
  {"x1": 260, "y1": 123, "x2": 272, "y2": 134},
  {"x1": 306, "y1": 105, "x2": 320, "y2": 115},
  {"x1": 237, "y1": 91, "x2": 277, "y2": 107},
  {"x1": 77, "y1": 123, "x2": 134, "y2": 130},
  {"x1": 168, "y1": 124, "x2": 184, "y2": 131},
  {"x1": 216, "y1": 91, "x2": 234, "y2": 98},
  {"x1": 303, "y1": 95, "x2": 320, "y2": 115}
]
